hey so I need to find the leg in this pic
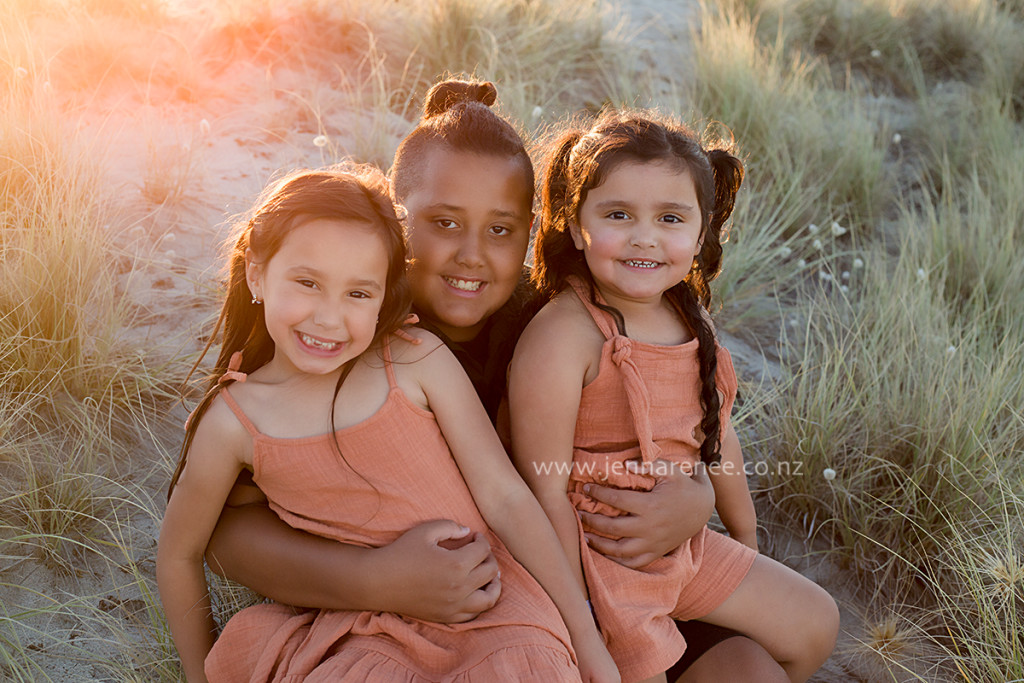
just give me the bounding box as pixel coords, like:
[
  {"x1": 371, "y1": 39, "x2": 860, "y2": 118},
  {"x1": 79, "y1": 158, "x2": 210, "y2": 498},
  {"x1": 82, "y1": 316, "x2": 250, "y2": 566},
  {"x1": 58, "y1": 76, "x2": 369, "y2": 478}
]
[
  {"x1": 672, "y1": 636, "x2": 787, "y2": 683},
  {"x1": 698, "y1": 554, "x2": 838, "y2": 682}
]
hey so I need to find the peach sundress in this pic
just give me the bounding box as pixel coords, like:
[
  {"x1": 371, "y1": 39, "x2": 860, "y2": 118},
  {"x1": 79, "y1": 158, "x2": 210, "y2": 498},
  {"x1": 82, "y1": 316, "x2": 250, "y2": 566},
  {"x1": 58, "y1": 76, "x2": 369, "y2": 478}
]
[
  {"x1": 203, "y1": 338, "x2": 580, "y2": 682},
  {"x1": 565, "y1": 277, "x2": 757, "y2": 683}
]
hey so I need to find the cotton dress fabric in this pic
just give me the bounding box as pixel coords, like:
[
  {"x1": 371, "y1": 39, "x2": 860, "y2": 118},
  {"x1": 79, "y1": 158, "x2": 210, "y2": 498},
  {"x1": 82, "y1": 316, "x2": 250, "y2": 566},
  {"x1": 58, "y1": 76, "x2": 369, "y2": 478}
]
[
  {"x1": 203, "y1": 338, "x2": 580, "y2": 682},
  {"x1": 565, "y1": 277, "x2": 757, "y2": 683}
]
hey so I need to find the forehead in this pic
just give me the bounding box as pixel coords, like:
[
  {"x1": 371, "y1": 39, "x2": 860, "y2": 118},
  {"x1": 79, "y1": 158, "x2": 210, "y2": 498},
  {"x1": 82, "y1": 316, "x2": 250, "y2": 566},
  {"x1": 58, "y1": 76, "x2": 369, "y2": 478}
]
[
  {"x1": 587, "y1": 160, "x2": 697, "y2": 200},
  {"x1": 403, "y1": 147, "x2": 533, "y2": 214},
  {"x1": 273, "y1": 217, "x2": 388, "y2": 272}
]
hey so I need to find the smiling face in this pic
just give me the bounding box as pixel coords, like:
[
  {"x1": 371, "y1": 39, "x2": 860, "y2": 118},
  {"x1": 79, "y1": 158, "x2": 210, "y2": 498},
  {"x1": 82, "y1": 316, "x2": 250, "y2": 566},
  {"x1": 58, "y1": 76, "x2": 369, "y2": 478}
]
[
  {"x1": 401, "y1": 148, "x2": 533, "y2": 342},
  {"x1": 572, "y1": 160, "x2": 703, "y2": 309},
  {"x1": 246, "y1": 217, "x2": 389, "y2": 377}
]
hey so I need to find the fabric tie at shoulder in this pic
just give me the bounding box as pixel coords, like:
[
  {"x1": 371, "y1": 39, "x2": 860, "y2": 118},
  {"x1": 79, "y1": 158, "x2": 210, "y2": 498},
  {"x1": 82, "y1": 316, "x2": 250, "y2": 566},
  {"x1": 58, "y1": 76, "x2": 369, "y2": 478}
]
[
  {"x1": 392, "y1": 313, "x2": 422, "y2": 345},
  {"x1": 218, "y1": 351, "x2": 248, "y2": 385},
  {"x1": 611, "y1": 336, "x2": 632, "y2": 365}
]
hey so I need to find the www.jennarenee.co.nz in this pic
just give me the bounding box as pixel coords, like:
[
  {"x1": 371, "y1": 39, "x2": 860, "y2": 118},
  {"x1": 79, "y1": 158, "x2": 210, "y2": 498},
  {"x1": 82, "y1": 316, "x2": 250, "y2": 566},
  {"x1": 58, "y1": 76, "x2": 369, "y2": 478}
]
[{"x1": 531, "y1": 459, "x2": 805, "y2": 478}]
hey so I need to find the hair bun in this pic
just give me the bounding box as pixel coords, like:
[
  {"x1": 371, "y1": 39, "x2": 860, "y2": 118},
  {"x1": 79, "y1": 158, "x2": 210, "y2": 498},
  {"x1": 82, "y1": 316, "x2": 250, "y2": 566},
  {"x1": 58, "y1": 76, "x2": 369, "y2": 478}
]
[{"x1": 423, "y1": 79, "x2": 498, "y2": 117}]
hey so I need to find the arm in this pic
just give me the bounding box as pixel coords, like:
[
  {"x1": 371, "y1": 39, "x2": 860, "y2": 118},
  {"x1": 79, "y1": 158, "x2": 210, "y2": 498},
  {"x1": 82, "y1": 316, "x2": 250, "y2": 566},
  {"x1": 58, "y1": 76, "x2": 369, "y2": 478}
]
[
  {"x1": 207, "y1": 493, "x2": 501, "y2": 622},
  {"x1": 417, "y1": 339, "x2": 618, "y2": 683},
  {"x1": 157, "y1": 399, "x2": 247, "y2": 683},
  {"x1": 709, "y1": 423, "x2": 758, "y2": 551},
  {"x1": 506, "y1": 307, "x2": 592, "y2": 595}
]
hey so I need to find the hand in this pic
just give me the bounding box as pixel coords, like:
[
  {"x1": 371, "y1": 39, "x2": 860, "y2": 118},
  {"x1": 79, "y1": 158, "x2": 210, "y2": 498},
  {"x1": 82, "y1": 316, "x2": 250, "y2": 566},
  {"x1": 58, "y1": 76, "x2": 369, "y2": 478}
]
[
  {"x1": 574, "y1": 630, "x2": 621, "y2": 683},
  {"x1": 579, "y1": 460, "x2": 715, "y2": 568},
  {"x1": 374, "y1": 520, "x2": 500, "y2": 623}
]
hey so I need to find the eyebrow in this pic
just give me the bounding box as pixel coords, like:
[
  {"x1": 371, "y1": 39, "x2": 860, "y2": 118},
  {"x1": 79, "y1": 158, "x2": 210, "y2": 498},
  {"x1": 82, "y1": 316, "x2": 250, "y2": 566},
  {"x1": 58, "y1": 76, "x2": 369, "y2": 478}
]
[
  {"x1": 425, "y1": 203, "x2": 524, "y2": 220},
  {"x1": 592, "y1": 200, "x2": 697, "y2": 213},
  {"x1": 286, "y1": 267, "x2": 384, "y2": 290}
]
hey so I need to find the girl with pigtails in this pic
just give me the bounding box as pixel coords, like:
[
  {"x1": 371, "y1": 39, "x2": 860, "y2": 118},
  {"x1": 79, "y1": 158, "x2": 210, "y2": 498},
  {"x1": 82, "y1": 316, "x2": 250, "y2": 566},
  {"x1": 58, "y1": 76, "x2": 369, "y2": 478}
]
[
  {"x1": 157, "y1": 165, "x2": 618, "y2": 682},
  {"x1": 509, "y1": 110, "x2": 839, "y2": 683}
]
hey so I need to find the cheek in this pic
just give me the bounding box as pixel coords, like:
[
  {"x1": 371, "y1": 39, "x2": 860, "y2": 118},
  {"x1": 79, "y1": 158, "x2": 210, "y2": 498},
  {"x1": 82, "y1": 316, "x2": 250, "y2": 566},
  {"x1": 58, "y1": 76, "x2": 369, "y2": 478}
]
[{"x1": 488, "y1": 244, "x2": 527, "y2": 291}]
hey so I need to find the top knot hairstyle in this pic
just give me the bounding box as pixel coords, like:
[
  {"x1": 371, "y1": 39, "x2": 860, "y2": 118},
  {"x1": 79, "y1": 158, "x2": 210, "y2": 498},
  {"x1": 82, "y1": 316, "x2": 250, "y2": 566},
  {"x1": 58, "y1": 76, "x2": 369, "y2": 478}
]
[
  {"x1": 533, "y1": 110, "x2": 744, "y2": 465},
  {"x1": 390, "y1": 78, "x2": 534, "y2": 205},
  {"x1": 170, "y1": 166, "x2": 412, "y2": 496}
]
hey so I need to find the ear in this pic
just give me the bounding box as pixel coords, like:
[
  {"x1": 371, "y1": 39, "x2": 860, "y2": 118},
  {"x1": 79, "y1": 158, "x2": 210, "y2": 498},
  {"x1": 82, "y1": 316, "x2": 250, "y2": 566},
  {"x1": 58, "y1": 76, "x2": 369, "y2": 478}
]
[
  {"x1": 245, "y1": 248, "x2": 264, "y2": 300},
  {"x1": 568, "y1": 219, "x2": 585, "y2": 251}
]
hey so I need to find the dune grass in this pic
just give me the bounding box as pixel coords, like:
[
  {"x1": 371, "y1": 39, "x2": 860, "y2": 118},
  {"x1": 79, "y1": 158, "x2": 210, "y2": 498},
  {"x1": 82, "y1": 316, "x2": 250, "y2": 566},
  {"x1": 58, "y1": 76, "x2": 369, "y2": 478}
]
[{"x1": 2, "y1": 0, "x2": 1023, "y2": 679}]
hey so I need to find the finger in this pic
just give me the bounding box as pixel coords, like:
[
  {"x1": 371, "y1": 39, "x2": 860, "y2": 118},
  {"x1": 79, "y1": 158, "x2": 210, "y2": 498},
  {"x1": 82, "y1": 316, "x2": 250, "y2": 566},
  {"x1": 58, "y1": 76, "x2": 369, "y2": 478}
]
[
  {"x1": 420, "y1": 519, "x2": 472, "y2": 545},
  {"x1": 465, "y1": 548, "x2": 500, "y2": 589},
  {"x1": 582, "y1": 483, "x2": 649, "y2": 516},
  {"x1": 578, "y1": 509, "x2": 639, "y2": 539},
  {"x1": 443, "y1": 532, "x2": 494, "y2": 569},
  {"x1": 583, "y1": 531, "x2": 634, "y2": 559},
  {"x1": 585, "y1": 532, "x2": 658, "y2": 568},
  {"x1": 451, "y1": 574, "x2": 502, "y2": 622}
]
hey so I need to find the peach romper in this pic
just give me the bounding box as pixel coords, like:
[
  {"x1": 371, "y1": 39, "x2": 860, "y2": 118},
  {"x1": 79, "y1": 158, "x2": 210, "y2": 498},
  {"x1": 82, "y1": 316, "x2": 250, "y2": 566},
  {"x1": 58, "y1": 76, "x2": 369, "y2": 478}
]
[
  {"x1": 204, "y1": 338, "x2": 580, "y2": 683},
  {"x1": 565, "y1": 278, "x2": 757, "y2": 683}
]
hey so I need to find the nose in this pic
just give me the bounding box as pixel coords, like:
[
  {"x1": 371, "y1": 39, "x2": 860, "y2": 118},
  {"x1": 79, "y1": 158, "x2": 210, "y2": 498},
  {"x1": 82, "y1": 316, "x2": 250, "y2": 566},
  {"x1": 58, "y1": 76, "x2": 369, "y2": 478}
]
[
  {"x1": 629, "y1": 220, "x2": 657, "y2": 248},
  {"x1": 312, "y1": 299, "x2": 345, "y2": 332},
  {"x1": 454, "y1": 230, "x2": 485, "y2": 268}
]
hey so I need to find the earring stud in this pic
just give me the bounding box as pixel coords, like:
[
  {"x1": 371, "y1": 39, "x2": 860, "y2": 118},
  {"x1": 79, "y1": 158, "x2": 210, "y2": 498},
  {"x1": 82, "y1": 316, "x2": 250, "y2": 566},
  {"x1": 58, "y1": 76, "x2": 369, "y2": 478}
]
[{"x1": 251, "y1": 296, "x2": 262, "y2": 304}]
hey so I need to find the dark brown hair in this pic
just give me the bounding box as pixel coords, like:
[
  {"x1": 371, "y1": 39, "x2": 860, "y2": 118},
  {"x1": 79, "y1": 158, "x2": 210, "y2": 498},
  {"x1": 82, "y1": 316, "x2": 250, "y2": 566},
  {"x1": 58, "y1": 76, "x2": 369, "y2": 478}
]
[
  {"x1": 534, "y1": 110, "x2": 744, "y2": 465},
  {"x1": 169, "y1": 166, "x2": 411, "y2": 496},
  {"x1": 390, "y1": 78, "x2": 534, "y2": 205}
]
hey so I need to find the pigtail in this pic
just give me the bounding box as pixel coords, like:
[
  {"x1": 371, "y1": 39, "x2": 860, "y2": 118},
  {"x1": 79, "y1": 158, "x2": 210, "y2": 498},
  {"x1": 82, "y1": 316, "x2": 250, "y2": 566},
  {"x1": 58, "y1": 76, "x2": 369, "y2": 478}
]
[
  {"x1": 690, "y1": 149, "x2": 744, "y2": 306},
  {"x1": 676, "y1": 147, "x2": 742, "y2": 465},
  {"x1": 666, "y1": 286, "x2": 721, "y2": 466},
  {"x1": 533, "y1": 130, "x2": 586, "y2": 299},
  {"x1": 423, "y1": 79, "x2": 497, "y2": 117}
]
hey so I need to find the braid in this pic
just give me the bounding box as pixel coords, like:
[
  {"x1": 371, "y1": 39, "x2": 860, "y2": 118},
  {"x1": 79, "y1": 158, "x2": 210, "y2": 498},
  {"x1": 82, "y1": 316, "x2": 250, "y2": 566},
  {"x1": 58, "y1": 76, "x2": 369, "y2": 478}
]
[{"x1": 668, "y1": 286, "x2": 722, "y2": 466}]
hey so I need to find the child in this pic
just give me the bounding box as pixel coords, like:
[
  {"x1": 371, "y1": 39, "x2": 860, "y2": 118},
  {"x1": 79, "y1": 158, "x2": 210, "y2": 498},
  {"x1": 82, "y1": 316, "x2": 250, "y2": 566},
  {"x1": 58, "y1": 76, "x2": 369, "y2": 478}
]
[
  {"x1": 204, "y1": 79, "x2": 779, "y2": 679},
  {"x1": 509, "y1": 111, "x2": 839, "y2": 683},
  {"x1": 156, "y1": 167, "x2": 619, "y2": 682}
]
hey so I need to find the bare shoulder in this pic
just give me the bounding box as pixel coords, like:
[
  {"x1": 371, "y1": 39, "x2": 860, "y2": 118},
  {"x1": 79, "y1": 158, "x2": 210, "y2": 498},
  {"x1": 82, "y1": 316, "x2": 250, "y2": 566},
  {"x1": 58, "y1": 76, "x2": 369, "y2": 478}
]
[
  {"x1": 512, "y1": 289, "x2": 602, "y2": 386},
  {"x1": 520, "y1": 289, "x2": 601, "y2": 350},
  {"x1": 381, "y1": 327, "x2": 452, "y2": 368},
  {"x1": 185, "y1": 389, "x2": 252, "y2": 465}
]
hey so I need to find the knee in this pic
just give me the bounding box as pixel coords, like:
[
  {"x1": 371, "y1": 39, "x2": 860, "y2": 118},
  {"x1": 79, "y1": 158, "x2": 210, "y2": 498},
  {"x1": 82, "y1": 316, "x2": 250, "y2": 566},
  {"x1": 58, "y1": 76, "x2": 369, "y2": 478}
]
[{"x1": 804, "y1": 584, "x2": 840, "y2": 662}]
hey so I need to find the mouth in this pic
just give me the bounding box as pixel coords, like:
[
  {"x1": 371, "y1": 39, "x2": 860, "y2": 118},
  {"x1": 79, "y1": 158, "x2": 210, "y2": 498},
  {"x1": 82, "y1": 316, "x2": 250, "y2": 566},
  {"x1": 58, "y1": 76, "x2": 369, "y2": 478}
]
[
  {"x1": 442, "y1": 276, "x2": 484, "y2": 293},
  {"x1": 622, "y1": 259, "x2": 662, "y2": 269},
  {"x1": 296, "y1": 331, "x2": 345, "y2": 354}
]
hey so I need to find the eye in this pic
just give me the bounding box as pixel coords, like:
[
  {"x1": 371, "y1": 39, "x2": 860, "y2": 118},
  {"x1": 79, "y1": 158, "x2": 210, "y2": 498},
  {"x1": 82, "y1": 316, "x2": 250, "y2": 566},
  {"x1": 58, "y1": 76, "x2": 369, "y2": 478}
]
[
  {"x1": 437, "y1": 219, "x2": 458, "y2": 230},
  {"x1": 297, "y1": 278, "x2": 319, "y2": 289},
  {"x1": 349, "y1": 290, "x2": 371, "y2": 299},
  {"x1": 489, "y1": 225, "x2": 512, "y2": 236},
  {"x1": 661, "y1": 214, "x2": 684, "y2": 224},
  {"x1": 606, "y1": 210, "x2": 629, "y2": 221}
]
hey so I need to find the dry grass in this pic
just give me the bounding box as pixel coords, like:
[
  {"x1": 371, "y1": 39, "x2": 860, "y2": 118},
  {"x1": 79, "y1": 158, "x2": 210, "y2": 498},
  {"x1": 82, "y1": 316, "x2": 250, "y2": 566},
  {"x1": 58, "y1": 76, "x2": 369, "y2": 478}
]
[{"x1": 2, "y1": 0, "x2": 1023, "y2": 679}]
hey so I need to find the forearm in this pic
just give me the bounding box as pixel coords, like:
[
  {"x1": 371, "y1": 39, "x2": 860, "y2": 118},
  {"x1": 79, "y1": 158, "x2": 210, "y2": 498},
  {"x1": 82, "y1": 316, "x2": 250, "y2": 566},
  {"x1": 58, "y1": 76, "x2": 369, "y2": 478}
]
[
  {"x1": 157, "y1": 557, "x2": 215, "y2": 683},
  {"x1": 532, "y1": 489, "x2": 588, "y2": 595},
  {"x1": 485, "y1": 489, "x2": 596, "y2": 640},
  {"x1": 206, "y1": 503, "x2": 378, "y2": 610},
  {"x1": 711, "y1": 426, "x2": 759, "y2": 551}
]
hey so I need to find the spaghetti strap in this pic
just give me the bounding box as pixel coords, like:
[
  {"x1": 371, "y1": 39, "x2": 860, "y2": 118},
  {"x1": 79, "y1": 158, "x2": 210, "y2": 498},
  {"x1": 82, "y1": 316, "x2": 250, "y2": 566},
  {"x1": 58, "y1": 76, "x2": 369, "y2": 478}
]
[
  {"x1": 218, "y1": 387, "x2": 262, "y2": 437},
  {"x1": 566, "y1": 276, "x2": 617, "y2": 341}
]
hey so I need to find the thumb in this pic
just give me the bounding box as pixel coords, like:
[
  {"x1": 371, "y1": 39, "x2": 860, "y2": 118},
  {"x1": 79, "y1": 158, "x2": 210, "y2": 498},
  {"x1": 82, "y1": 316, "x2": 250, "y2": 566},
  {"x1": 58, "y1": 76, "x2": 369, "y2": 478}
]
[{"x1": 419, "y1": 519, "x2": 472, "y2": 545}]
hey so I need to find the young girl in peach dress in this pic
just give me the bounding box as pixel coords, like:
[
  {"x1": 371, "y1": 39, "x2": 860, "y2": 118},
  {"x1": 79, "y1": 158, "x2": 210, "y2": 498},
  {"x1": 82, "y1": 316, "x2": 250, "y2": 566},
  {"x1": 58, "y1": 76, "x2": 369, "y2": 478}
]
[
  {"x1": 157, "y1": 166, "x2": 618, "y2": 682},
  {"x1": 510, "y1": 111, "x2": 839, "y2": 683}
]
